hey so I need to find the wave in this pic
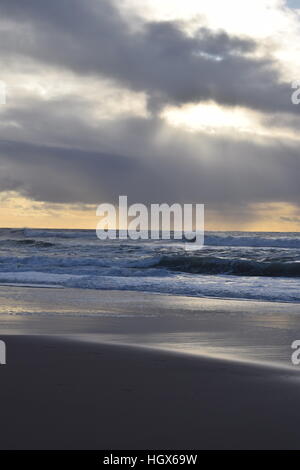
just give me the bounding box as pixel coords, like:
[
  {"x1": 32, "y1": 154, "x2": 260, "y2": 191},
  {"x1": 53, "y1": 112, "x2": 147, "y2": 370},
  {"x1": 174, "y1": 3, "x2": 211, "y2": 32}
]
[
  {"x1": 0, "y1": 254, "x2": 168, "y2": 279},
  {"x1": 205, "y1": 234, "x2": 300, "y2": 249},
  {"x1": 0, "y1": 252, "x2": 299, "y2": 277},
  {"x1": 1, "y1": 228, "x2": 299, "y2": 248},
  {"x1": 0, "y1": 228, "x2": 95, "y2": 239},
  {"x1": 23, "y1": 229, "x2": 94, "y2": 239},
  {"x1": 0, "y1": 271, "x2": 299, "y2": 303},
  {"x1": 15, "y1": 239, "x2": 55, "y2": 247},
  {"x1": 0, "y1": 255, "x2": 111, "y2": 269},
  {"x1": 0, "y1": 239, "x2": 55, "y2": 248},
  {"x1": 156, "y1": 255, "x2": 300, "y2": 277}
]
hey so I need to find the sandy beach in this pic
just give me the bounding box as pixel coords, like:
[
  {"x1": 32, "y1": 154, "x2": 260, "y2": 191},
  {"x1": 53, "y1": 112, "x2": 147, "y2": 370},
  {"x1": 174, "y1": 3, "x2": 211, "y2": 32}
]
[
  {"x1": 0, "y1": 287, "x2": 300, "y2": 450},
  {"x1": 1, "y1": 334, "x2": 300, "y2": 450}
]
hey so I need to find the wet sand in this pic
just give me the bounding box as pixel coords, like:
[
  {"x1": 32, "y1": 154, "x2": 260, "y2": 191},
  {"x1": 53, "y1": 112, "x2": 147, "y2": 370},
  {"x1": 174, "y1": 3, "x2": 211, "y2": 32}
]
[
  {"x1": 1, "y1": 334, "x2": 300, "y2": 449},
  {"x1": 1, "y1": 287, "x2": 300, "y2": 449}
]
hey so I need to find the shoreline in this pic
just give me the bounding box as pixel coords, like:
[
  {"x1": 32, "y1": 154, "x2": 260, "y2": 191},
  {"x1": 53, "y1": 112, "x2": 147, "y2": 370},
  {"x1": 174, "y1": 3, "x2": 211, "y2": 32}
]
[
  {"x1": 0, "y1": 283, "x2": 299, "y2": 305},
  {"x1": 0, "y1": 286, "x2": 299, "y2": 369}
]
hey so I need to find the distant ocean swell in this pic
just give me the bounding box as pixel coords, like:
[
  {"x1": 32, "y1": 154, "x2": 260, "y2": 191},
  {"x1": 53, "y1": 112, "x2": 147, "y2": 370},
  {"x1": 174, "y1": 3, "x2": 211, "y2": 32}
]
[{"x1": 2, "y1": 228, "x2": 300, "y2": 249}]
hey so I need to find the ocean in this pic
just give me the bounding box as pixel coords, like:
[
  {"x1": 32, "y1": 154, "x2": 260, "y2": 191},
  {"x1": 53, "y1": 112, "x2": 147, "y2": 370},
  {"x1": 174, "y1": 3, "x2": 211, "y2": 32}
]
[{"x1": 0, "y1": 228, "x2": 299, "y2": 303}]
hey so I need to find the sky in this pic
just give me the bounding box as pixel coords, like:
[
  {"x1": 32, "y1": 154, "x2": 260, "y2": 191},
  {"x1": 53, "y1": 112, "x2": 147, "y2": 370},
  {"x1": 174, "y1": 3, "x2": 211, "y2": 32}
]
[{"x1": 0, "y1": 0, "x2": 299, "y2": 230}]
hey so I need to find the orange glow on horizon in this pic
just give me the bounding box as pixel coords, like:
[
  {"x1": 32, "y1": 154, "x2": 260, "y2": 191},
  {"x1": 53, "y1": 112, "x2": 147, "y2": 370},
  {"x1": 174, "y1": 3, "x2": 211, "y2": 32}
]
[{"x1": 0, "y1": 193, "x2": 299, "y2": 232}]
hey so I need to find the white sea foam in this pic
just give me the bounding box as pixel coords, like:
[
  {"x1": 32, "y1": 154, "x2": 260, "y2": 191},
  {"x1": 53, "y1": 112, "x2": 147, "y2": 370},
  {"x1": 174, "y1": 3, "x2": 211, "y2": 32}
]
[{"x1": 0, "y1": 271, "x2": 298, "y2": 303}]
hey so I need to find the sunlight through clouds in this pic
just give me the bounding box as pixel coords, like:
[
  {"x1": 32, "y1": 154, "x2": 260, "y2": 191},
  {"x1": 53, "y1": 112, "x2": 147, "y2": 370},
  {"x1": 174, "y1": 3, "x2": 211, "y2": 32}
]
[
  {"x1": 0, "y1": 0, "x2": 299, "y2": 229},
  {"x1": 161, "y1": 103, "x2": 260, "y2": 135},
  {"x1": 161, "y1": 102, "x2": 300, "y2": 140}
]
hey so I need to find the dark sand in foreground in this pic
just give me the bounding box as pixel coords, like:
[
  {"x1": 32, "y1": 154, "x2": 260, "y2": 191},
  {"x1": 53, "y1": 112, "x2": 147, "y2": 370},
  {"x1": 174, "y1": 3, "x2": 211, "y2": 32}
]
[{"x1": 1, "y1": 335, "x2": 300, "y2": 449}]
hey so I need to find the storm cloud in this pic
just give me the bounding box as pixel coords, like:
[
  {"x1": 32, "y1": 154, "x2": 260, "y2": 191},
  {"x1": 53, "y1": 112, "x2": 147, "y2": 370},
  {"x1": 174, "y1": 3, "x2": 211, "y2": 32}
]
[
  {"x1": 0, "y1": 0, "x2": 299, "y2": 223},
  {"x1": 0, "y1": 0, "x2": 295, "y2": 114},
  {"x1": 0, "y1": 110, "x2": 299, "y2": 207}
]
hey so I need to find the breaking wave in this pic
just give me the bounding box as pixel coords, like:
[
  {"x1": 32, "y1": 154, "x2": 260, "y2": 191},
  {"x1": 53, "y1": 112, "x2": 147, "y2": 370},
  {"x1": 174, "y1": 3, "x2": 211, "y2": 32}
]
[{"x1": 156, "y1": 255, "x2": 300, "y2": 277}]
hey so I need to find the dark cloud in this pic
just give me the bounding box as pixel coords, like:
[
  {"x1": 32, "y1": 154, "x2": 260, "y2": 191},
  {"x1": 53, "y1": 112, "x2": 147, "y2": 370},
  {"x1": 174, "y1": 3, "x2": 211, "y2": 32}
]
[
  {"x1": 0, "y1": 98, "x2": 299, "y2": 207},
  {"x1": 0, "y1": 0, "x2": 298, "y2": 217},
  {"x1": 0, "y1": 0, "x2": 295, "y2": 114}
]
